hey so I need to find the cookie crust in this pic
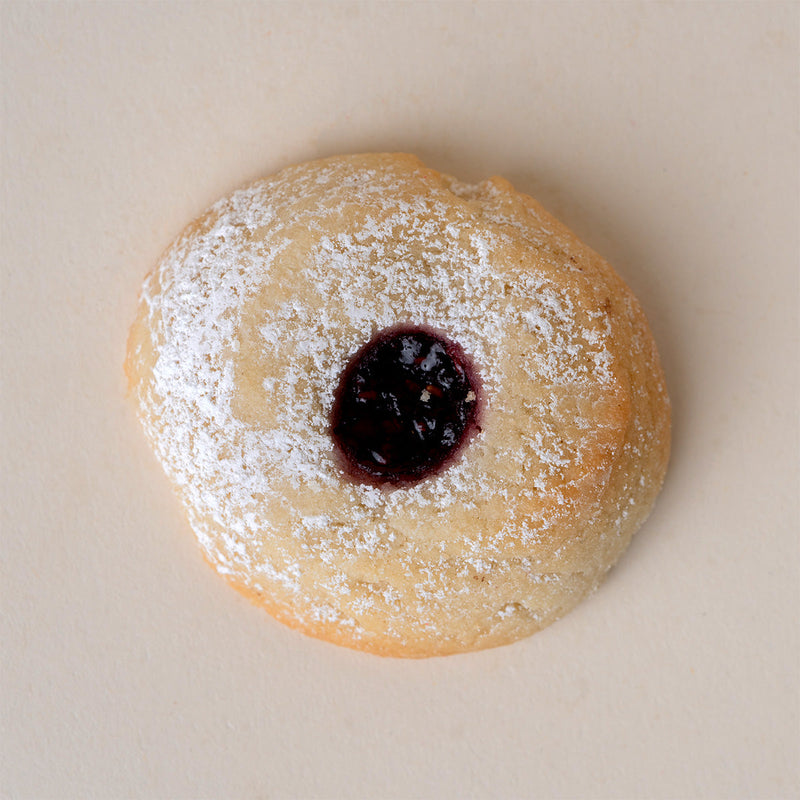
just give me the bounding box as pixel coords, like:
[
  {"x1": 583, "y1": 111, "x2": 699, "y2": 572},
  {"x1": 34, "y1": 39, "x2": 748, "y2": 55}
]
[{"x1": 125, "y1": 153, "x2": 670, "y2": 657}]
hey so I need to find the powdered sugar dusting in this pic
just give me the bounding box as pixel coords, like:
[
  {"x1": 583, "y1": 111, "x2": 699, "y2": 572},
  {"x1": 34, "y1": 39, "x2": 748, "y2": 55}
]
[{"x1": 130, "y1": 155, "x2": 665, "y2": 654}]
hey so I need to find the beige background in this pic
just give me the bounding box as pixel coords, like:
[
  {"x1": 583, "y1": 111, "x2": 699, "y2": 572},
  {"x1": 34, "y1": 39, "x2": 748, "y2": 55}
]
[{"x1": 2, "y1": 2, "x2": 798, "y2": 798}]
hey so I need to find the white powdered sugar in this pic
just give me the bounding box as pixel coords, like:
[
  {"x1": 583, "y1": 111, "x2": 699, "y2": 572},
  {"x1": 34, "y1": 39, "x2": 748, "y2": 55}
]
[{"x1": 131, "y1": 156, "x2": 641, "y2": 647}]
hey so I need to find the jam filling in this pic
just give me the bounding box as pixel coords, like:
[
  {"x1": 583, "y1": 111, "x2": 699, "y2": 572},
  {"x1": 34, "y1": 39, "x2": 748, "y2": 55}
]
[{"x1": 330, "y1": 325, "x2": 481, "y2": 486}]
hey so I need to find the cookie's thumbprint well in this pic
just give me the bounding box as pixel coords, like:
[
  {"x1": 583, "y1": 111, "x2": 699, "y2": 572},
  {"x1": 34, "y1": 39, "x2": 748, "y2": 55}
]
[
  {"x1": 331, "y1": 326, "x2": 481, "y2": 486},
  {"x1": 125, "y1": 153, "x2": 671, "y2": 657}
]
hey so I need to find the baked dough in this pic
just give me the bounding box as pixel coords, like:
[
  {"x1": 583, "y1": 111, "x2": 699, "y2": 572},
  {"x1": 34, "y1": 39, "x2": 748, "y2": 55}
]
[{"x1": 125, "y1": 153, "x2": 670, "y2": 657}]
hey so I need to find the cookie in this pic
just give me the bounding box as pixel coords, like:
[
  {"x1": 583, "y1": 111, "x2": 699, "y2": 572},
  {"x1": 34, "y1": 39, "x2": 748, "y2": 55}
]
[{"x1": 125, "y1": 153, "x2": 670, "y2": 657}]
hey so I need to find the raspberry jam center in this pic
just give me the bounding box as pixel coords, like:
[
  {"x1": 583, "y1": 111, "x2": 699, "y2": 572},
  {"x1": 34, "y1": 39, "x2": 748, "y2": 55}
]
[{"x1": 330, "y1": 325, "x2": 481, "y2": 486}]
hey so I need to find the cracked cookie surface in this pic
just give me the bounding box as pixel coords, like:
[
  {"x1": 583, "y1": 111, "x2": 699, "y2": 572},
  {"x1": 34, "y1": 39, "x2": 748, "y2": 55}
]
[{"x1": 125, "y1": 153, "x2": 671, "y2": 657}]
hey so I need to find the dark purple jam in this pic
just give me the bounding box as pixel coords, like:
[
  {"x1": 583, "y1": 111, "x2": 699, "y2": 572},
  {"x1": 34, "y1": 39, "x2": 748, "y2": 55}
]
[{"x1": 330, "y1": 325, "x2": 481, "y2": 486}]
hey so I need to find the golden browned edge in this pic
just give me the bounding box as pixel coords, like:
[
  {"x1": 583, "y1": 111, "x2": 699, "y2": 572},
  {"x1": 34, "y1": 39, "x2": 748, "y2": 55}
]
[
  {"x1": 125, "y1": 153, "x2": 671, "y2": 658},
  {"x1": 214, "y1": 558, "x2": 595, "y2": 659}
]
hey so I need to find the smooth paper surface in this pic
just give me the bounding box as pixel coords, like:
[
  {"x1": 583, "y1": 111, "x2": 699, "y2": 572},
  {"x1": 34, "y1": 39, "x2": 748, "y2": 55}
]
[{"x1": 2, "y1": 2, "x2": 798, "y2": 798}]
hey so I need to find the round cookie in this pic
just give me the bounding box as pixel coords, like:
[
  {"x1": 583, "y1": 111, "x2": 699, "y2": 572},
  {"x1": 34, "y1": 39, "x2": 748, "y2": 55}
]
[{"x1": 125, "y1": 153, "x2": 670, "y2": 657}]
